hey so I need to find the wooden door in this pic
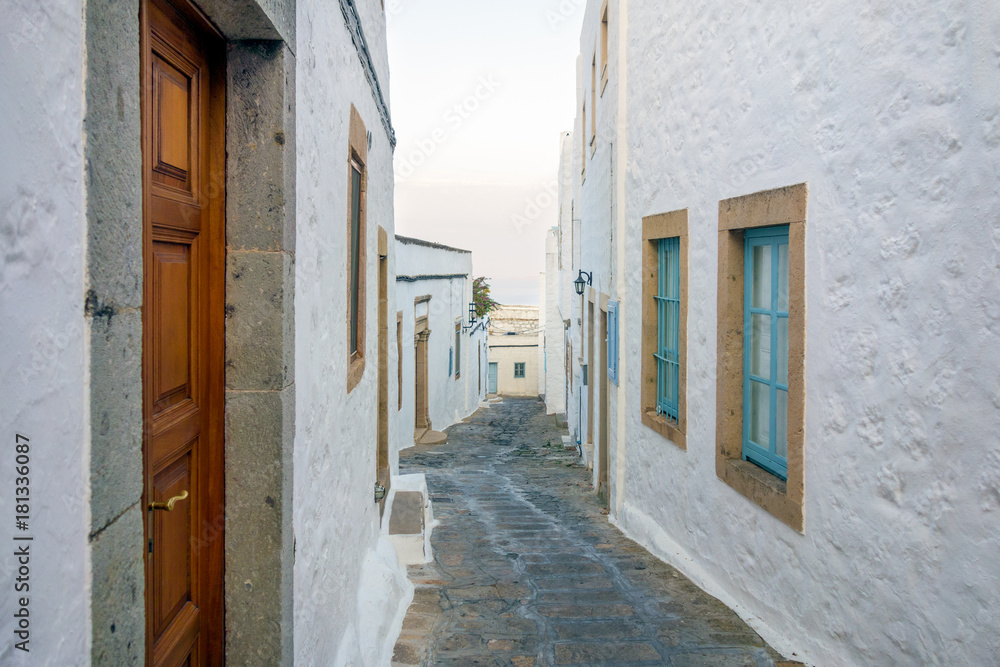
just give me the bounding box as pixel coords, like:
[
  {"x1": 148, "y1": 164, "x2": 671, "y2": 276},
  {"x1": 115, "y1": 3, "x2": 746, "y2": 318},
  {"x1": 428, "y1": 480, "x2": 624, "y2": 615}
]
[
  {"x1": 141, "y1": 1, "x2": 226, "y2": 665},
  {"x1": 585, "y1": 301, "x2": 594, "y2": 445},
  {"x1": 414, "y1": 319, "x2": 430, "y2": 431},
  {"x1": 488, "y1": 363, "x2": 498, "y2": 394}
]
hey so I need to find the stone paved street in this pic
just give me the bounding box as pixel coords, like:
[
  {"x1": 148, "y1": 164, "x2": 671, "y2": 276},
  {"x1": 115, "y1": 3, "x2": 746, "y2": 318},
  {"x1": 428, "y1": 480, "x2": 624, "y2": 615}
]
[{"x1": 392, "y1": 398, "x2": 796, "y2": 667}]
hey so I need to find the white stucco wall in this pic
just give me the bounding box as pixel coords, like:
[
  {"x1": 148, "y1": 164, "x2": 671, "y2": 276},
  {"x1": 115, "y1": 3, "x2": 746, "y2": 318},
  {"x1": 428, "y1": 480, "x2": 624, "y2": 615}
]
[
  {"x1": 0, "y1": 2, "x2": 91, "y2": 664},
  {"x1": 556, "y1": 132, "x2": 580, "y2": 440},
  {"x1": 543, "y1": 229, "x2": 567, "y2": 415},
  {"x1": 607, "y1": 0, "x2": 1000, "y2": 665},
  {"x1": 294, "y1": 1, "x2": 412, "y2": 664},
  {"x1": 537, "y1": 272, "x2": 546, "y2": 398},
  {"x1": 0, "y1": 2, "x2": 90, "y2": 664},
  {"x1": 564, "y1": 0, "x2": 624, "y2": 488},
  {"x1": 393, "y1": 238, "x2": 486, "y2": 455}
]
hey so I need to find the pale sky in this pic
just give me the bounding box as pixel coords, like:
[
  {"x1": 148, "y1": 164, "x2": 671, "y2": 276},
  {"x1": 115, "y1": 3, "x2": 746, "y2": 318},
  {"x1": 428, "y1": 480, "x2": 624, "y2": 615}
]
[{"x1": 387, "y1": 0, "x2": 584, "y2": 306}]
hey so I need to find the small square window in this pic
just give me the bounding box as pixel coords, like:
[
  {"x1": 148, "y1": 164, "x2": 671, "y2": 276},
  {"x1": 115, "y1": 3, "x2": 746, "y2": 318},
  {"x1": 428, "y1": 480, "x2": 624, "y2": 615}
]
[{"x1": 514, "y1": 362, "x2": 526, "y2": 379}]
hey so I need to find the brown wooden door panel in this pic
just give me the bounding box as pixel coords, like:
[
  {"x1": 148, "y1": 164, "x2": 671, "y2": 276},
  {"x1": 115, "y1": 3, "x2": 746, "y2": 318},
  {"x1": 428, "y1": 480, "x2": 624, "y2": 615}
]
[
  {"x1": 153, "y1": 453, "x2": 194, "y2": 633},
  {"x1": 152, "y1": 602, "x2": 200, "y2": 667},
  {"x1": 143, "y1": 0, "x2": 224, "y2": 665},
  {"x1": 152, "y1": 240, "x2": 195, "y2": 413},
  {"x1": 150, "y1": 32, "x2": 200, "y2": 199}
]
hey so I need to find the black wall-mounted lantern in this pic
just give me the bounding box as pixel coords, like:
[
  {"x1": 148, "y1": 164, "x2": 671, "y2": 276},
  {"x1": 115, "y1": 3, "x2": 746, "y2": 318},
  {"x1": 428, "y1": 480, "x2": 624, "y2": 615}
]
[
  {"x1": 574, "y1": 270, "x2": 593, "y2": 296},
  {"x1": 464, "y1": 302, "x2": 478, "y2": 333}
]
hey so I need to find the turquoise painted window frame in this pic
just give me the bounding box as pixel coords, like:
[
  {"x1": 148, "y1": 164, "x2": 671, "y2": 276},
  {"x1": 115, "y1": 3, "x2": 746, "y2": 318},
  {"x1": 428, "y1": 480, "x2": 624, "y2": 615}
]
[
  {"x1": 514, "y1": 362, "x2": 526, "y2": 379},
  {"x1": 607, "y1": 301, "x2": 619, "y2": 386},
  {"x1": 743, "y1": 225, "x2": 790, "y2": 480},
  {"x1": 654, "y1": 238, "x2": 680, "y2": 421}
]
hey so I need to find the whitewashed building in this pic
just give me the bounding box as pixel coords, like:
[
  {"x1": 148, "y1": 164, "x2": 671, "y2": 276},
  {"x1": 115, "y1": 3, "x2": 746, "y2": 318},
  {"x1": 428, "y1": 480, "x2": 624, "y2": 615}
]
[
  {"x1": 540, "y1": 228, "x2": 567, "y2": 416},
  {"x1": 555, "y1": 0, "x2": 1000, "y2": 665},
  {"x1": 393, "y1": 235, "x2": 488, "y2": 449},
  {"x1": 1, "y1": 1, "x2": 414, "y2": 664},
  {"x1": 487, "y1": 306, "x2": 542, "y2": 397}
]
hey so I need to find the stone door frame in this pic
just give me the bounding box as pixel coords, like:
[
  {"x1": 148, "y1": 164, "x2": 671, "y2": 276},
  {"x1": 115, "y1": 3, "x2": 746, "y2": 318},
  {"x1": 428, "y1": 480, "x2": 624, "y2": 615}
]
[{"x1": 85, "y1": 0, "x2": 296, "y2": 663}]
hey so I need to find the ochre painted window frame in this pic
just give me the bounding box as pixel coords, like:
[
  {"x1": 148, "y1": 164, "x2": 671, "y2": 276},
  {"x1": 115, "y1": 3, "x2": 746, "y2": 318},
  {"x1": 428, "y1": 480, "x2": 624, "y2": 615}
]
[
  {"x1": 347, "y1": 104, "x2": 368, "y2": 393},
  {"x1": 599, "y1": 0, "x2": 609, "y2": 96},
  {"x1": 397, "y1": 311, "x2": 403, "y2": 410},
  {"x1": 581, "y1": 100, "x2": 587, "y2": 182},
  {"x1": 716, "y1": 183, "x2": 807, "y2": 532},
  {"x1": 590, "y1": 50, "x2": 597, "y2": 157},
  {"x1": 641, "y1": 209, "x2": 688, "y2": 450}
]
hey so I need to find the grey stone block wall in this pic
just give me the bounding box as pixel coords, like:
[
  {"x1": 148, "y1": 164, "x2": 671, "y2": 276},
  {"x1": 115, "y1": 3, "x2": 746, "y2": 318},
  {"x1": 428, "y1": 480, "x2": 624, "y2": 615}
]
[
  {"x1": 91, "y1": 506, "x2": 145, "y2": 666},
  {"x1": 85, "y1": 0, "x2": 146, "y2": 663},
  {"x1": 225, "y1": 40, "x2": 296, "y2": 667},
  {"x1": 196, "y1": 0, "x2": 295, "y2": 45}
]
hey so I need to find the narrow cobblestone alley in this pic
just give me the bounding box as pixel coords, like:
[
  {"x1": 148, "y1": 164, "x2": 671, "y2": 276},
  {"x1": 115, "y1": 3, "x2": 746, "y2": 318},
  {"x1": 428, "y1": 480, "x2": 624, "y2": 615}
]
[{"x1": 392, "y1": 399, "x2": 795, "y2": 667}]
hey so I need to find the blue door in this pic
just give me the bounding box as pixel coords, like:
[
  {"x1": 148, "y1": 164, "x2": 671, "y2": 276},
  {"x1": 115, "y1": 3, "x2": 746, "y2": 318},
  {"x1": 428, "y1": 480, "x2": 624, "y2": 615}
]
[{"x1": 488, "y1": 362, "x2": 498, "y2": 394}]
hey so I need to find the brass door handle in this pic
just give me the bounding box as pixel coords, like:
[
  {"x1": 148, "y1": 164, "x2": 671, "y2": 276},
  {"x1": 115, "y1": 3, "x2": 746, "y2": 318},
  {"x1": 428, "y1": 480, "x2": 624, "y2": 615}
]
[{"x1": 150, "y1": 490, "x2": 189, "y2": 512}]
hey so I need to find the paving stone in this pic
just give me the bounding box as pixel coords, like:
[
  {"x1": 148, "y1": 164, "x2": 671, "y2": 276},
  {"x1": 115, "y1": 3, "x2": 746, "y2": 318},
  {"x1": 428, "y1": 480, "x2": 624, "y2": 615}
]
[
  {"x1": 536, "y1": 590, "x2": 628, "y2": 605},
  {"x1": 667, "y1": 649, "x2": 768, "y2": 666},
  {"x1": 391, "y1": 398, "x2": 788, "y2": 666},
  {"x1": 533, "y1": 575, "x2": 616, "y2": 591},
  {"x1": 551, "y1": 619, "x2": 647, "y2": 640},
  {"x1": 537, "y1": 604, "x2": 637, "y2": 619},
  {"x1": 553, "y1": 641, "x2": 662, "y2": 664},
  {"x1": 525, "y1": 562, "x2": 605, "y2": 576}
]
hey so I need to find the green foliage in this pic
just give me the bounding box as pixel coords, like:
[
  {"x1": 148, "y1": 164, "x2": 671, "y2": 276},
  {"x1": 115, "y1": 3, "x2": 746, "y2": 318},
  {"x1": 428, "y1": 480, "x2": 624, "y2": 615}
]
[{"x1": 472, "y1": 276, "x2": 500, "y2": 318}]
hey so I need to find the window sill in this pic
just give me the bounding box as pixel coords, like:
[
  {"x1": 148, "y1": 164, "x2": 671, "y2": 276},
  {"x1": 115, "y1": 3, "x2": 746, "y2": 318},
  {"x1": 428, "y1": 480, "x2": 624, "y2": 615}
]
[
  {"x1": 642, "y1": 409, "x2": 686, "y2": 451},
  {"x1": 716, "y1": 457, "x2": 802, "y2": 533},
  {"x1": 347, "y1": 354, "x2": 366, "y2": 394}
]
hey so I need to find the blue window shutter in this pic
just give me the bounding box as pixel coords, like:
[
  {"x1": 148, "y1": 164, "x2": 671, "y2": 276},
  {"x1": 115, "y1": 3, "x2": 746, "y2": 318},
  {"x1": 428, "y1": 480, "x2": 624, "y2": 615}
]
[
  {"x1": 742, "y1": 225, "x2": 790, "y2": 480},
  {"x1": 654, "y1": 238, "x2": 680, "y2": 421}
]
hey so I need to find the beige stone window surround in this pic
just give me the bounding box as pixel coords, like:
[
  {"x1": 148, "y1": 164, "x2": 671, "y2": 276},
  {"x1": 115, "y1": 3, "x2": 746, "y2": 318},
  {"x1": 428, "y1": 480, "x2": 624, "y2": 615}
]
[
  {"x1": 716, "y1": 183, "x2": 807, "y2": 533},
  {"x1": 640, "y1": 209, "x2": 689, "y2": 450},
  {"x1": 599, "y1": 1, "x2": 609, "y2": 96},
  {"x1": 590, "y1": 50, "x2": 597, "y2": 158},
  {"x1": 581, "y1": 100, "x2": 587, "y2": 182},
  {"x1": 347, "y1": 104, "x2": 369, "y2": 393},
  {"x1": 397, "y1": 311, "x2": 403, "y2": 410}
]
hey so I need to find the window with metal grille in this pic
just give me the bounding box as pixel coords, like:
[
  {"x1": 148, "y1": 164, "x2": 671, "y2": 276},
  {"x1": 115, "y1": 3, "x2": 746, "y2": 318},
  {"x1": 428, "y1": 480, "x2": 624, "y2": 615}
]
[
  {"x1": 743, "y1": 225, "x2": 790, "y2": 480},
  {"x1": 655, "y1": 237, "x2": 680, "y2": 421},
  {"x1": 514, "y1": 362, "x2": 526, "y2": 379},
  {"x1": 349, "y1": 163, "x2": 362, "y2": 356}
]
